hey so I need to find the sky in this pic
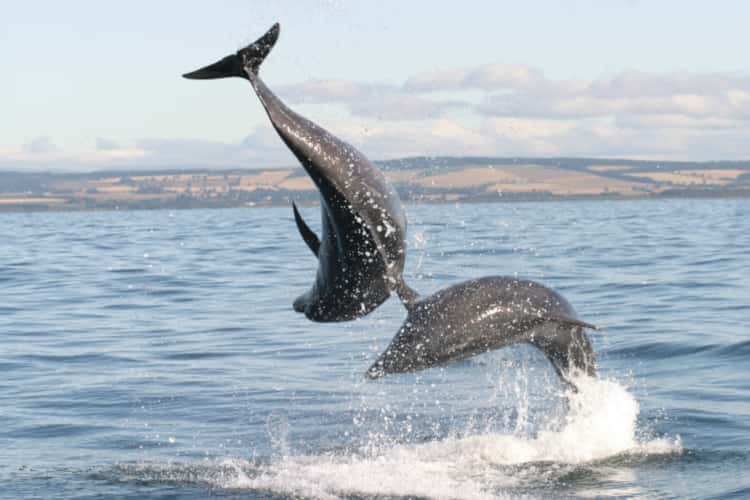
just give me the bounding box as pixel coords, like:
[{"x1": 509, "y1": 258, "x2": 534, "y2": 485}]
[{"x1": 3, "y1": 0, "x2": 750, "y2": 171}]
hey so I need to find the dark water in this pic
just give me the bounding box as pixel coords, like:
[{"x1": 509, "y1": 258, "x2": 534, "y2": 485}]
[{"x1": 1, "y1": 199, "x2": 748, "y2": 499}]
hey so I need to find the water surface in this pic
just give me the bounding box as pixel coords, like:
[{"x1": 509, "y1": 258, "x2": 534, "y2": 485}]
[{"x1": 1, "y1": 199, "x2": 748, "y2": 499}]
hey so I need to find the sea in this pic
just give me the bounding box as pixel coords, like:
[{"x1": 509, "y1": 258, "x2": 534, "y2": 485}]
[{"x1": 1, "y1": 198, "x2": 748, "y2": 499}]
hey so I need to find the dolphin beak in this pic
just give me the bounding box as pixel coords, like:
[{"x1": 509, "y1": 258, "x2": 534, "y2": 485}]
[{"x1": 182, "y1": 54, "x2": 244, "y2": 80}]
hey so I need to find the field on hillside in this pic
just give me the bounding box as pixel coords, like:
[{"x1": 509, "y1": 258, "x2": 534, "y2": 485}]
[{"x1": 1, "y1": 158, "x2": 748, "y2": 211}]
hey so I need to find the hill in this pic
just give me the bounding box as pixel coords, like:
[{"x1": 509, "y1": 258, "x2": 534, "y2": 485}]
[{"x1": 1, "y1": 157, "x2": 749, "y2": 212}]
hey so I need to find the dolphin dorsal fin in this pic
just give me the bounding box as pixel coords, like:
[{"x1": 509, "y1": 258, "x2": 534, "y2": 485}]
[{"x1": 292, "y1": 202, "x2": 320, "y2": 257}]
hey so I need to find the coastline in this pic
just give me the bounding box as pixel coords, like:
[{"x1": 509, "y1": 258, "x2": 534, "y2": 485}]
[
  {"x1": 2, "y1": 156, "x2": 748, "y2": 213},
  {"x1": 1, "y1": 188, "x2": 749, "y2": 214}
]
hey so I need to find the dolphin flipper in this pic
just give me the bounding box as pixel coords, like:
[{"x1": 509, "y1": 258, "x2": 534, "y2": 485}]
[{"x1": 292, "y1": 202, "x2": 320, "y2": 257}]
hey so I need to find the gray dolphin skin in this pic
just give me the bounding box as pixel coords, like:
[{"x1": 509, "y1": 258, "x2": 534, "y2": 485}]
[
  {"x1": 183, "y1": 24, "x2": 408, "y2": 322},
  {"x1": 367, "y1": 276, "x2": 597, "y2": 387},
  {"x1": 182, "y1": 24, "x2": 598, "y2": 386}
]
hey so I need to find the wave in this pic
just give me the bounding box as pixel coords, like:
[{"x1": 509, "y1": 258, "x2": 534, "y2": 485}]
[{"x1": 113, "y1": 377, "x2": 681, "y2": 499}]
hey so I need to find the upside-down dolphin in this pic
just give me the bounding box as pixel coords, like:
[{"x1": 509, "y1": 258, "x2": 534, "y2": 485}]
[
  {"x1": 183, "y1": 24, "x2": 409, "y2": 322},
  {"x1": 367, "y1": 276, "x2": 597, "y2": 387}
]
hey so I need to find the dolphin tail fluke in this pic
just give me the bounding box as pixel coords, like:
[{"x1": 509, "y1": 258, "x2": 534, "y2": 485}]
[
  {"x1": 182, "y1": 23, "x2": 280, "y2": 80},
  {"x1": 292, "y1": 202, "x2": 320, "y2": 257},
  {"x1": 529, "y1": 319, "x2": 597, "y2": 389}
]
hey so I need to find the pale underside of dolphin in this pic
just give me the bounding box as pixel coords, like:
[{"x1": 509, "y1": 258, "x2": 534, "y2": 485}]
[{"x1": 183, "y1": 23, "x2": 409, "y2": 322}]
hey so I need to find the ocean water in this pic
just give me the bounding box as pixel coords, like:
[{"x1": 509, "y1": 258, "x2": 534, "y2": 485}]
[{"x1": 1, "y1": 198, "x2": 748, "y2": 499}]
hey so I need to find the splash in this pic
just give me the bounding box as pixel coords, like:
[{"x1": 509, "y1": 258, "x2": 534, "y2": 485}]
[{"x1": 115, "y1": 376, "x2": 681, "y2": 499}]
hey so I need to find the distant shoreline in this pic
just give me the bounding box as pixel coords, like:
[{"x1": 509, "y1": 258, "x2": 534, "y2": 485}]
[
  {"x1": 1, "y1": 156, "x2": 748, "y2": 213},
  {"x1": 1, "y1": 189, "x2": 749, "y2": 215}
]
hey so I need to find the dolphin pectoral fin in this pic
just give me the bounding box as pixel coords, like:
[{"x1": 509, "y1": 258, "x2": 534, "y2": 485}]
[
  {"x1": 292, "y1": 202, "x2": 320, "y2": 257},
  {"x1": 182, "y1": 23, "x2": 280, "y2": 80}
]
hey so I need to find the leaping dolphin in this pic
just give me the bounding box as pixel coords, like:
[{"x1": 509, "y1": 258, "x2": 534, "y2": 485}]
[
  {"x1": 367, "y1": 276, "x2": 597, "y2": 388},
  {"x1": 183, "y1": 24, "x2": 598, "y2": 387},
  {"x1": 183, "y1": 24, "x2": 409, "y2": 322}
]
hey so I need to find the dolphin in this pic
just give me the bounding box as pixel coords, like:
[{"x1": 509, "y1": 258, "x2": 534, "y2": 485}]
[
  {"x1": 183, "y1": 24, "x2": 409, "y2": 322},
  {"x1": 367, "y1": 276, "x2": 597, "y2": 387}
]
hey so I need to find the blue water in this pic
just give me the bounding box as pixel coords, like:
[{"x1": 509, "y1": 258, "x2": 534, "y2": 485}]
[{"x1": 1, "y1": 198, "x2": 748, "y2": 499}]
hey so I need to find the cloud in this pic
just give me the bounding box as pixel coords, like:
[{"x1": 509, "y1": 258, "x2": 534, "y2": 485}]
[
  {"x1": 279, "y1": 67, "x2": 750, "y2": 138},
  {"x1": 5, "y1": 64, "x2": 750, "y2": 170},
  {"x1": 0, "y1": 130, "x2": 294, "y2": 171},
  {"x1": 348, "y1": 94, "x2": 466, "y2": 120},
  {"x1": 23, "y1": 135, "x2": 60, "y2": 154},
  {"x1": 471, "y1": 69, "x2": 750, "y2": 124},
  {"x1": 588, "y1": 70, "x2": 750, "y2": 98},
  {"x1": 279, "y1": 79, "x2": 389, "y2": 102},
  {"x1": 405, "y1": 63, "x2": 548, "y2": 92},
  {"x1": 95, "y1": 137, "x2": 120, "y2": 150},
  {"x1": 614, "y1": 114, "x2": 745, "y2": 130},
  {"x1": 348, "y1": 119, "x2": 499, "y2": 159},
  {"x1": 479, "y1": 90, "x2": 750, "y2": 121},
  {"x1": 278, "y1": 79, "x2": 466, "y2": 120},
  {"x1": 134, "y1": 129, "x2": 295, "y2": 167}
]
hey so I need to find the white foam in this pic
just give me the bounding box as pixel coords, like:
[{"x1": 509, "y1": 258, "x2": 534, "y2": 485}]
[
  {"x1": 117, "y1": 377, "x2": 680, "y2": 498},
  {"x1": 213, "y1": 377, "x2": 681, "y2": 499},
  {"x1": 223, "y1": 454, "x2": 505, "y2": 500}
]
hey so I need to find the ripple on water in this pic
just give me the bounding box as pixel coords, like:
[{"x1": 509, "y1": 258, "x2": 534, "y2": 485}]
[
  {"x1": 1, "y1": 201, "x2": 748, "y2": 499},
  {"x1": 110, "y1": 377, "x2": 682, "y2": 499}
]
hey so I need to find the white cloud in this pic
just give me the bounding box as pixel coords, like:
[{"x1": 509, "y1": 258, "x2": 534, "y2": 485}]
[
  {"x1": 354, "y1": 119, "x2": 499, "y2": 159},
  {"x1": 477, "y1": 73, "x2": 750, "y2": 122},
  {"x1": 279, "y1": 79, "x2": 389, "y2": 102},
  {"x1": 4, "y1": 65, "x2": 750, "y2": 170},
  {"x1": 588, "y1": 70, "x2": 750, "y2": 98},
  {"x1": 23, "y1": 136, "x2": 60, "y2": 154},
  {"x1": 132, "y1": 131, "x2": 296, "y2": 167},
  {"x1": 614, "y1": 114, "x2": 744, "y2": 130},
  {"x1": 278, "y1": 79, "x2": 465, "y2": 120},
  {"x1": 405, "y1": 64, "x2": 548, "y2": 92},
  {"x1": 95, "y1": 137, "x2": 120, "y2": 151}
]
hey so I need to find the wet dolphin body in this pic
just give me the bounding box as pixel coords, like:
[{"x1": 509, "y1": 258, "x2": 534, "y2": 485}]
[
  {"x1": 182, "y1": 24, "x2": 598, "y2": 386},
  {"x1": 367, "y1": 276, "x2": 597, "y2": 387},
  {"x1": 183, "y1": 24, "x2": 408, "y2": 322}
]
